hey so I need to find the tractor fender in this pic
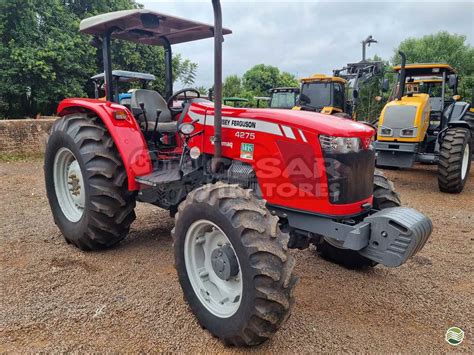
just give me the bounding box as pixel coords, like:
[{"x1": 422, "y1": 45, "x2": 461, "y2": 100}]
[
  {"x1": 448, "y1": 121, "x2": 473, "y2": 138},
  {"x1": 57, "y1": 98, "x2": 152, "y2": 191}
]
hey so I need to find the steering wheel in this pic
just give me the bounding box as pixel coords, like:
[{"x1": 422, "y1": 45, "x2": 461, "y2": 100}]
[{"x1": 167, "y1": 88, "x2": 201, "y2": 114}]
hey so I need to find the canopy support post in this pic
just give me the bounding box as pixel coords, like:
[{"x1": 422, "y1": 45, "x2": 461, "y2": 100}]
[
  {"x1": 102, "y1": 30, "x2": 114, "y2": 102},
  {"x1": 163, "y1": 37, "x2": 173, "y2": 100},
  {"x1": 211, "y1": 0, "x2": 223, "y2": 173}
]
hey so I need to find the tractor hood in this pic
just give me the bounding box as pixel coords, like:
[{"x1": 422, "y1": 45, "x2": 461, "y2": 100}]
[{"x1": 189, "y1": 101, "x2": 375, "y2": 138}]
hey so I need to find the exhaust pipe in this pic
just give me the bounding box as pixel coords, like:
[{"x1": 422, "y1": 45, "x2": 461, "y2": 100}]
[
  {"x1": 211, "y1": 0, "x2": 223, "y2": 173},
  {"x1": 397, "y1": 51, "x2": 406, "y2": 100}
]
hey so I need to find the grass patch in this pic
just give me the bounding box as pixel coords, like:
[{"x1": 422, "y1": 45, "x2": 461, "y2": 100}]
[{"x1": 0, "y1": 153, "x2": 44, "y2": 162}]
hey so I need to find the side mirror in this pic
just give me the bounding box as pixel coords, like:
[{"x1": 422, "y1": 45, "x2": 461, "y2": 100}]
[
  {"x1": 381, "y1": 78, "x2": 390, "y2": 92},
  {"x1": 352, "y1": 89, "x2": 359, "y2": 100},
  {"x1": 448, "y1": 74, "x2": 458, "y2": 89}
]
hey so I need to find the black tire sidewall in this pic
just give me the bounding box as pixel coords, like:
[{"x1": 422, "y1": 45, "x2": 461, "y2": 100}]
[
  {"x1": 438, "y1": 128, "x2": 472, "y2": 193},
  {"x1": 174, "y1": 201, "x2": 257, "y2": 338},
  {"x1": 45, "y1": 129, "x2": 91, "y2": 241}
]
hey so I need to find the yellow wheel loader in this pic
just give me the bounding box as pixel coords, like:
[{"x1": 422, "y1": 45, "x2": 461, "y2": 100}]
[
  {"x1": 294, "y1": 36, "x2": 383, "y2": 121},
  {"x1": 375, "y1": 51, "x2": 474, "y2": 193}
]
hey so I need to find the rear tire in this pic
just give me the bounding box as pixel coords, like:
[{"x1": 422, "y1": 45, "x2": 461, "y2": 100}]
[
  {"x1": 316, "y1": 170, "x2": 401, "y2": 269},
  {"x1": 438, "y1": 127, "x2": 471, "y2": 193},
  {"x1": 44, "y1": 114, "x2": 136, "y2": 250},
  {"x1": 172, "y1": 182, "x2": 297, "y2": 346}
]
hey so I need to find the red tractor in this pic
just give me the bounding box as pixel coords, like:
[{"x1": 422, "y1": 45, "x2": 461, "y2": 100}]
[{"x1": 45, "y1": 1, "x2": 433, "y2": 346}]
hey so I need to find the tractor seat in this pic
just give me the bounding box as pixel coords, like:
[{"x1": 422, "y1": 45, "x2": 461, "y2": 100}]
[{"x1": 130, "y1": 89, "x2": 176, "y2": 133}]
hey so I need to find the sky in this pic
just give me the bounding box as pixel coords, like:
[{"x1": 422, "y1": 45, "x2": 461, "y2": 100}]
[{"x1": 141, "y1": 0, "x2": 474, "y2": 88}]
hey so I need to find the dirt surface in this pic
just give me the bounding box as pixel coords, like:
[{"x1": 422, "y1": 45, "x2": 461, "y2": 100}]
[{"x1": 1, "y1": 159, "x2": 473, "y2": 353}]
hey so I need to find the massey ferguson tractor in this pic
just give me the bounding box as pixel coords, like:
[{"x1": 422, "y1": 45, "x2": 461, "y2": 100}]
[{"x1": 44, "y1": 1, "x2": 433, "y2": 346}]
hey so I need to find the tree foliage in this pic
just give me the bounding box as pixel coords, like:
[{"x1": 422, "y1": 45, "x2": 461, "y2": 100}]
[
  {"x1": 242, "y1": 64, "x2": 298, "y2": 98},
  {"x1": 219, "y1": 64, "x2": 299, "y2": 107},
  {"x1": 223, "y1": 75, "x2": 242, "y2": 98},
  {"x1": 0, "y1": 0, "x2": 198, "y2": 118}
]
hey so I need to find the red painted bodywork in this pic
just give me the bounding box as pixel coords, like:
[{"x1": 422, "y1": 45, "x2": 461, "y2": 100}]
[
  {"x1": 57, "y1": 98, "x2": 375, "y2": 217},
  {"x1": 184, "y1": 101, "x2": 376, "y2": 216},
  {"x1": 57, "y1": 98, "x2": 153, "y2": 190}
]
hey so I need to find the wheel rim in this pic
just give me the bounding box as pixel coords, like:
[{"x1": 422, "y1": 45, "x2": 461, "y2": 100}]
[
  {"x1": 324, "y1": 237, "x2": 345, "y2": 249},
  {"x1": 184, "y1": 219, "x2": 243, "y2": 318},
  {"x1": 461, "y1": 144, "x2": 469, "y2": 180},
  {"x1": 53, "y1": 148, "x2": 85, "y2": 222}
]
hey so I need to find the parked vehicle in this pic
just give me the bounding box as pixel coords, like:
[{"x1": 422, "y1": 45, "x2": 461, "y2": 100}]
[
  {"x1": 90, "y1": 70, "x2": 156, "y2": 107},
  {"x1": 294, "y1": 74, "x2": 350, "y2": 117},
  {"x1": 269, "y1": 87, "x2": 299, "y2": 109},
  {"x1": 44, "y1": 2, "x2": 433, "y2": 346},
  {"x1": 294, "y1": 36, "x2": 383, "y2": 120},
  {"x1": 375, "y1": 52, "x2": 473, "y2": 193}
]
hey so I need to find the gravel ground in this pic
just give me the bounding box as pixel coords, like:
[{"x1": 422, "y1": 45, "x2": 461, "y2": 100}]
[{"x1": 1, "y1": 159, "x2": 473, "y2": 353}]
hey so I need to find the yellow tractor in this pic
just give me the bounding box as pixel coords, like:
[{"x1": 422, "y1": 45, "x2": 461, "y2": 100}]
[
  {"x1": 375, "y1": 52, "x2": 474, "y2": 193},
  {"x1": 293, "y1": 74, "x2": 351, "y2": 118}
]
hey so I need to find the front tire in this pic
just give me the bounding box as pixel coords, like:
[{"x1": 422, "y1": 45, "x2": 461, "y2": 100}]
[
  {"x1": 44, "y1": 114, "x2": 136, "y2": 250},
  {"x1": 316, "y1": 170, "x2": 401, "y2": 269},
  {"x1": 438, "y1": 127, "x2": 471, "y2": 193},
  {"x1": 172, "y1": 182, "x2": 297, "y2": 346}
]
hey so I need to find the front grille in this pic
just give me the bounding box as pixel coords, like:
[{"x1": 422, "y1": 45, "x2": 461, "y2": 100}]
[
  {"x1": 323, "y1": 148, "x2": 375, "y2": 204},
  {"x1": 381, "y1": 105, "x2": 417, "y2": 138},
  {"x1": 226, "y1": 160, "x2": 259, "y2": 192}
]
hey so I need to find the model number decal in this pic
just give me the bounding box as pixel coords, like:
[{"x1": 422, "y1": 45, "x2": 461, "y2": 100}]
[{"x1": 235, "y1": 131, "x2": 256, "y2": 140}]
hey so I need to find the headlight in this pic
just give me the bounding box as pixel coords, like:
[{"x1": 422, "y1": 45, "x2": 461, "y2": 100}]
[
  {"x1": 400, "y1": 127, "x2": 417, "y2": 137},
  {"x1": 319, "y1": 135, "x2": 361, "y2": 153},
  {"x1": 179, "y1": 123, "x2": 195, "y2": 135},
  {"x1": 378, "y1": 126, "x2": 393, "y2": 137}
]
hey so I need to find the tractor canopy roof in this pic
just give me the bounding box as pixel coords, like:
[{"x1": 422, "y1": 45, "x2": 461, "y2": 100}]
[
  {"x1": 79, "y1": 9, "x2": 232, "y2": 46},
  {"x1": 393, "y1": 63, "x2": 456, "y2": 76},
  {"x1": 269, "y1": 87, "x2": 300, "y2": 93},
  {"x1": 91, "y1": 70, "x2": 156, "y2": 82},
  {"x1": 300, "y1": 74, "x2": 347, "y2": 84}
]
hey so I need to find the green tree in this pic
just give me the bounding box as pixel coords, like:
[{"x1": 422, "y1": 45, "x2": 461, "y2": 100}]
[
  {"x1": 173, "y1": 54, "x2": 198, "y2": 87},
  {"x1": 392, "y1": 31, "x2": 474, "y2": 100},
  {"x1": 223, "y1": 75, "x2": 242, "y2": 97},
  {"x1": 0, "y1": 0, "x2": 198, "y2": 118},
  {"x1": 242, "y1": 64, "x2": 298, "y2": 98},
  {"x1": 277, "y1": 71, "x2": 299, "y2": 88},
  {"x1": 0, "y1": 0, "x2": 97, "y2": 117},
  {"x1": 194, "y1": 85, "x2": 209, "y2": 96}
]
